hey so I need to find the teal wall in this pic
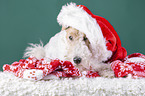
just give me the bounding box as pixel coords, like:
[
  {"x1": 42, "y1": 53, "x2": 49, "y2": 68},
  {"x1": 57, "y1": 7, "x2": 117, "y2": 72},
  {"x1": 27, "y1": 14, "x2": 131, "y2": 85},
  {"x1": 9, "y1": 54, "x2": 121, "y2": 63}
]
[{"x1": 0, "y1": 0, "x2": 145, "y2": 71}]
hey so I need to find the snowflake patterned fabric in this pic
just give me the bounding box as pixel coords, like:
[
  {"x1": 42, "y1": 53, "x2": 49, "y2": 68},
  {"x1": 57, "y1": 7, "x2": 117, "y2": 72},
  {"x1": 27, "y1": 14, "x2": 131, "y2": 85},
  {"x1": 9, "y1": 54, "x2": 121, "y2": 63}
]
[
  {"x1": 111, "y1": 53, "x2": 145, "y2": 78},
  {"x1": 3, "y1": 56, "x2": 100, "y2": 81}
]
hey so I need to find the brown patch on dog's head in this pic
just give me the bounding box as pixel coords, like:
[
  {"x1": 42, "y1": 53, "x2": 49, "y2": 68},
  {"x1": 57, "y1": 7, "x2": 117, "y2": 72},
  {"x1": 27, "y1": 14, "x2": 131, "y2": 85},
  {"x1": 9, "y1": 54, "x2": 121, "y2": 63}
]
[{"x1": 62, "y1": 26, "x2": 90, "y2": 47}]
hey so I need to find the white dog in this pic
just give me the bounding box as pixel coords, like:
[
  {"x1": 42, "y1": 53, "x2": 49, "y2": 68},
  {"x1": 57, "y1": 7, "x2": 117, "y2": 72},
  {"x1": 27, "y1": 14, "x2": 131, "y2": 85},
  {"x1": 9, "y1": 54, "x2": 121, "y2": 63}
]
[
  {"x1": 24, "y1": 3, "x2": 127, "y2": 78},
  {"x1": 24, "y1": 26, "x2": 114, "y2": 78}
]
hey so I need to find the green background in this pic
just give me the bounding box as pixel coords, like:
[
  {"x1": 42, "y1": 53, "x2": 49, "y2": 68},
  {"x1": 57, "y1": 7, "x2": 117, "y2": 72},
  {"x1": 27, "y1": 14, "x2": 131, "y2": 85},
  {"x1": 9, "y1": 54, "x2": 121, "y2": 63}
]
[{"x1": 0, "y1": 0, "x2": 145, "y2": 71}]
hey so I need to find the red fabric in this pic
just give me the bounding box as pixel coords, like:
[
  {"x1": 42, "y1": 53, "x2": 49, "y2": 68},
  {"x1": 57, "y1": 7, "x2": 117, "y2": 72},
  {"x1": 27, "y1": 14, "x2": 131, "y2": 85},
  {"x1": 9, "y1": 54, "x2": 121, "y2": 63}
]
[
  {"x1": 78, "y1": 5, "x2": 127, "y2": 62},
  {"x1": 3, "y1": 57, "x2": 100, "y2": 80},
  {"x1": 4, "y1": 53, "x2": 145, "y2": 80},
  {"x1": 111, "y1": 53, "x2": 145, "y2": 78}
]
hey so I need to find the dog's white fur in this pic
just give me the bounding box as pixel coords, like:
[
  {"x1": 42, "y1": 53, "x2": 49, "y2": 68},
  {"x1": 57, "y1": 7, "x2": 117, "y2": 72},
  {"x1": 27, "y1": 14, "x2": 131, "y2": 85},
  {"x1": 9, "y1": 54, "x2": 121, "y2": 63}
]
[{"x1": 24, "y1": 26, "x2": 114, "y2": 78}]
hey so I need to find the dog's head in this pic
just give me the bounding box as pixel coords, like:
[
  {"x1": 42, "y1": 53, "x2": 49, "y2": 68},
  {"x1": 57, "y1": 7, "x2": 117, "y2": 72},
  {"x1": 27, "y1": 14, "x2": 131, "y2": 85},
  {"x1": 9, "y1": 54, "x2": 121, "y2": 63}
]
[{"x1": 62, "y1": 26, "x2": 95, "y2": 71}]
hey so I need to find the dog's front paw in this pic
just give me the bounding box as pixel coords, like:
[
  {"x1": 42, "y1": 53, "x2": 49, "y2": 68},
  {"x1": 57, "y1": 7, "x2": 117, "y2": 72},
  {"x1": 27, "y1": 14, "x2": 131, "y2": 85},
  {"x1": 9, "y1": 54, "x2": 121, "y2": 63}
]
[{"x1": 99, "y1": 70, "x2": 115, "y2": 78}]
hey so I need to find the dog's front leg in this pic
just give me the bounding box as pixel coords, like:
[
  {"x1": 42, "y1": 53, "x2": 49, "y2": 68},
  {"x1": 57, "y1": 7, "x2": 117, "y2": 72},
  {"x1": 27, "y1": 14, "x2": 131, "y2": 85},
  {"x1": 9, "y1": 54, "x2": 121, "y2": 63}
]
[{"x1": 97, "y1": 63, "x2": 115, "y2": 78}]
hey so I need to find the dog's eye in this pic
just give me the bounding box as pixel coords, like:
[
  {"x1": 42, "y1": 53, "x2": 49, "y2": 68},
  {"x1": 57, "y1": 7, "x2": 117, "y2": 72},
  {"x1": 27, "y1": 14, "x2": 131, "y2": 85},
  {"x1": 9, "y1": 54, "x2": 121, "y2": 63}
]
[
  {"x1": 65, "y1": 26, "x2": 70, "y2": 30},
  {"x1": 83, "y1": 37, "x2": 88, "y2": 41},
  {"x1": 69, "y1": 36, "x2": 73, "y2": 40}
]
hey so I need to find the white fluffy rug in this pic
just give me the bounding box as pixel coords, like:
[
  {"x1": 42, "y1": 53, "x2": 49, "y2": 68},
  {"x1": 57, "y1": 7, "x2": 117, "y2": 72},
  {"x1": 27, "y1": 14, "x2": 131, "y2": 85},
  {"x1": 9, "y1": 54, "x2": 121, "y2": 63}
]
[{"x1": 0, "y1": 72, "x2": 145, "y2": 96}]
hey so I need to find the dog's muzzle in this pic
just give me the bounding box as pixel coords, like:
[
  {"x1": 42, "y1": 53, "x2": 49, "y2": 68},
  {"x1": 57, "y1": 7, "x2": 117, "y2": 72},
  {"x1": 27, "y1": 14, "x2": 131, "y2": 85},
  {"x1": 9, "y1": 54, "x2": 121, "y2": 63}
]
[{"x1": 73, "y1": 56, "x2": 82, "y2": 64}]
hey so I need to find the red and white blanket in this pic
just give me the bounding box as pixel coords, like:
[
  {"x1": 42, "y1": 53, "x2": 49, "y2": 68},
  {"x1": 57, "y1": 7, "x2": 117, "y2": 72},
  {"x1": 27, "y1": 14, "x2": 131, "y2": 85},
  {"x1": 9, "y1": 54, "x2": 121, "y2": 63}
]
[
  {"x1": 3, "y1": 56, "x2": 100, "y2": 80},
  {"x1": 111, "y1": 53, "x2": 145, "y2": 78},
  {"x1": 3, "y1": 53, "x2": 145, "y2": 80}
]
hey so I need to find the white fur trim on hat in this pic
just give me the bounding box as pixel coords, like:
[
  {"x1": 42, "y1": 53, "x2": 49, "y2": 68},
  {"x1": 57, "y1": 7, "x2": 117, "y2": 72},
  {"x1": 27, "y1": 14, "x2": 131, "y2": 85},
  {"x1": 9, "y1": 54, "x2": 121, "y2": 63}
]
[{"x1": 57, "y1": 3, "x2": 112, "y2": 62}]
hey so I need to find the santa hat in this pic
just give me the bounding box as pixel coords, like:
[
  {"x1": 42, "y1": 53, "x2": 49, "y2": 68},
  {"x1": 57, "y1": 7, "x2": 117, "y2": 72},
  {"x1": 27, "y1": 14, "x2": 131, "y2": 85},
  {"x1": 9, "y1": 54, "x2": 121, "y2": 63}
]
[{"x1": 57, "y1": 3, "x2": 127, "y2": 63}]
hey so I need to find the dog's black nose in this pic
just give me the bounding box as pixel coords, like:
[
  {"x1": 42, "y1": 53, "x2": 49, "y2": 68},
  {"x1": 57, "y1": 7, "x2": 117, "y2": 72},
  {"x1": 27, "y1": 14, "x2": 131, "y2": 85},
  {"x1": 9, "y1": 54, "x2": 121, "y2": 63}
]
[{"x1": 73, "y1": 56, "x2": 82, "y2": 64}]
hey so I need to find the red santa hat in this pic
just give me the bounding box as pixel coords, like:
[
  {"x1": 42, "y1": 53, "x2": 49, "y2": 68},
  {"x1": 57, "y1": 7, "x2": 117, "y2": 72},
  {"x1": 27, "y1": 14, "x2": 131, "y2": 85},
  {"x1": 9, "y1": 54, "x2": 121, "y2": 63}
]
[{"x1": 57, "y1": 3, "x2": 127, "y2": 63}]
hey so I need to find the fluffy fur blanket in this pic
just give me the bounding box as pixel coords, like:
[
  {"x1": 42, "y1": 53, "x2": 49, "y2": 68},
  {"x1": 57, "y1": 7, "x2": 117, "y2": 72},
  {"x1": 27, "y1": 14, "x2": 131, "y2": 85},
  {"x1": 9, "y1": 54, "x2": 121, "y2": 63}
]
[{"x1": 0, "y1": 72, "x2": 145, "y2": 96}]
